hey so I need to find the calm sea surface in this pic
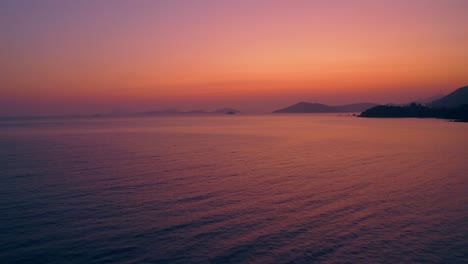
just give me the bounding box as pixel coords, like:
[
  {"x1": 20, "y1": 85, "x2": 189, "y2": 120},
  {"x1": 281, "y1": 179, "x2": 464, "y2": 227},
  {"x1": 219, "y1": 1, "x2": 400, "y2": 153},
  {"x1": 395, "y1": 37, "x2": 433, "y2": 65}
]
[{"x1": 1, "y1": 115, "x2": 467, "y2": 263}]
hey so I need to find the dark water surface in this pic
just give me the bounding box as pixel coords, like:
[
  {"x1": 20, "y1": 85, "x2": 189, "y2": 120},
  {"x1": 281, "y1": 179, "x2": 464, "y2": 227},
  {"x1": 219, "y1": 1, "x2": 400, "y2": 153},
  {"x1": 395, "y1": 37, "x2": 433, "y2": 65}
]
[{"x1": 1, "y1": 115, "x2": 467, "y2": 263}]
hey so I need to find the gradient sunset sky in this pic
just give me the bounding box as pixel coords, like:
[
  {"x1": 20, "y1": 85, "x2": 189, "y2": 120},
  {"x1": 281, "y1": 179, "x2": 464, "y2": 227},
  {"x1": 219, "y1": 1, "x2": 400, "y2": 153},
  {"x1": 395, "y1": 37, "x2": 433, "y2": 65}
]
[{"x1": 1, "y1": 0, "x2": 467, "y2": 115}]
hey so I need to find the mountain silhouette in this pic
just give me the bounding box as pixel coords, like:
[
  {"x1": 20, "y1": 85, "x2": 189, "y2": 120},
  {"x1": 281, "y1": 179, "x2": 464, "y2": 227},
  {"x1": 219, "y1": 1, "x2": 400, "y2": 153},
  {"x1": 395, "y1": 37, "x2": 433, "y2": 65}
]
[
  {"x1": 413, "y1": 94, "x2": 445, "y2": 105},
  {"x1": 430, "y1": 85, "x2": 468, "y2": 108},
  {"x1": 359, "y1": 86, "x2": 468, "y2": 122},
  {"x1": 359, "y1": 103, "x2": 468, "y2": 122},
  {"x1": 273, "y1": 102, "x2": 377, "y2": 113}
]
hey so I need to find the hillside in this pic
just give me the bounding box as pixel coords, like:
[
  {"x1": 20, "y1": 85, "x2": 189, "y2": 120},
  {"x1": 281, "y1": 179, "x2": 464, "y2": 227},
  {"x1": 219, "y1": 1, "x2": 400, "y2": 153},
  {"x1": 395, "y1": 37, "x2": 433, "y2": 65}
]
[
  {"x1": 273, "y1": 102, "x2": 377, "y2": 113},
  {"x1": 430, "y1": 86, "x2": 468, "y2": 108}
]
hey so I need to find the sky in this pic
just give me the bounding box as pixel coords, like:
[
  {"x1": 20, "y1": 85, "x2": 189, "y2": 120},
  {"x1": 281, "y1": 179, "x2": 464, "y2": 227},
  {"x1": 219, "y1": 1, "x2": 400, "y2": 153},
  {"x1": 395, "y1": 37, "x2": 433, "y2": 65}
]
[{"x1": 1, "y1": 0, "x2": 467, "y2": 115}]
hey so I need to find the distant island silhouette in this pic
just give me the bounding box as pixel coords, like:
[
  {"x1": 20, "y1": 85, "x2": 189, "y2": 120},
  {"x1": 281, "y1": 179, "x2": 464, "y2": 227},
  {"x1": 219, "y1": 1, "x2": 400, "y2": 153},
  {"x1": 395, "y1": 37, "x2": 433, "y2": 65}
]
[
  {"x1": 359, "y1": 86, "x2": 468, "y2": 122},
  {"x1": 273, "y1": 102, "x2": 378, "y2": 113}
]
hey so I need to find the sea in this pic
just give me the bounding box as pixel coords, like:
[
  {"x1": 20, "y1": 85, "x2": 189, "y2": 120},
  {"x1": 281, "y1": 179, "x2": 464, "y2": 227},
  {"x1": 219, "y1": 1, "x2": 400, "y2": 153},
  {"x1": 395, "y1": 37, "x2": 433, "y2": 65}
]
[{"x1": 1, "y1": 114, "x2": 467, "y2": 263}]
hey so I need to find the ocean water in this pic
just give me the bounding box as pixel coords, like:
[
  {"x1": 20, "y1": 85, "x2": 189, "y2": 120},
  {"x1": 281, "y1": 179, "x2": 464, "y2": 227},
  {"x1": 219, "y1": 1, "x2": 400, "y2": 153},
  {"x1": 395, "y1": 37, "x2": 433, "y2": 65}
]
[{"x1": 0, "y1": 114, "x2": 467, "y2": 263}]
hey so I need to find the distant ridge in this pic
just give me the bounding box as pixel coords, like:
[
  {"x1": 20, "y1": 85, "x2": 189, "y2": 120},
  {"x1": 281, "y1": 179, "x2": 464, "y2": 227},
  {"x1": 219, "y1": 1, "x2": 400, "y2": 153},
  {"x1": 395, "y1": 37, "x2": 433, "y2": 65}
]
[
  {"x1": 273, "y1": 102, "x2": 378, "y2": 113},
  {"x1": 359, "y1": 85, "x2": 468, "y2": 122},
  {"x1": 430, "y1": 86, "x2": 468, "y2": 108},
  {"x1": 412, "y1": 94, "x2": 445, "y2": 105}
]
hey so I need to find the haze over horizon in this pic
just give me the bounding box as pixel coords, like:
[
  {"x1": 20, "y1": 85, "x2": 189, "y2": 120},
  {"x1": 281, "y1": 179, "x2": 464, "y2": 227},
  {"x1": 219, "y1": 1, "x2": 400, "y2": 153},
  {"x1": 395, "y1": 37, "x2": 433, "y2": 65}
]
[{"x1": 1, "y1": 0, "x2": 467, "y2": 116}]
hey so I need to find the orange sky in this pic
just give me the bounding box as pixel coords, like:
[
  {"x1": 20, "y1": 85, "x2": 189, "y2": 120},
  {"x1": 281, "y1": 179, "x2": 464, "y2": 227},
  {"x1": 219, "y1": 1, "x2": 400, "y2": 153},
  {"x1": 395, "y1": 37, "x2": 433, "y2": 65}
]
[{"x1": 1, "y1": 0, "x2": 467, "y2": 115}]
